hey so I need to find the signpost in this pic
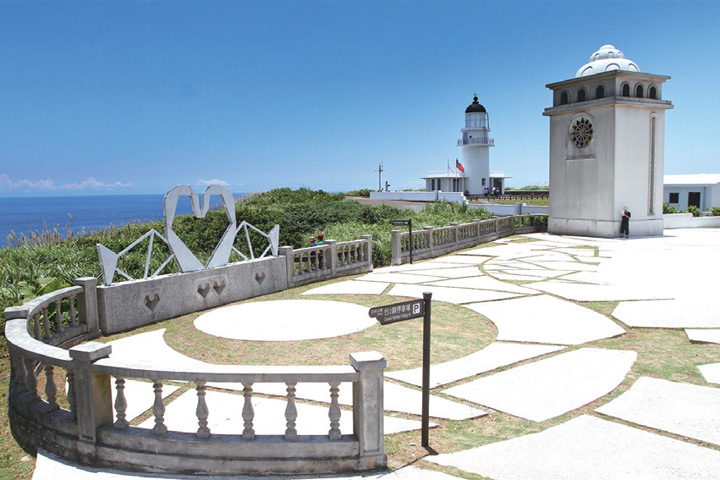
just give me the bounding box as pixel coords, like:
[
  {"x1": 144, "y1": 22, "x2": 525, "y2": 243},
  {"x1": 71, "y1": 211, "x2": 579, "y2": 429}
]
[
  {"x1": 369, "y1": 292, "x2": 432, "y2": 449},
  {"x1": 390, "y1": 218, "x2": 413, "y2": 263}
]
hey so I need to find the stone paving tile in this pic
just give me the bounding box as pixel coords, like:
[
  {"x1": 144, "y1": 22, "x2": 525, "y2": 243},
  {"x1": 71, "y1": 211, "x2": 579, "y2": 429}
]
[
  {"x1": 457, "y1": 245, "x2": 539, "y2": 259},
  {"x1": 107, "y1": 329, "x2": 204, "y2": 366},
  {"x1": 356, "y1": 272, "x2": 446, "y2": 284},
  {"x1": 428, "y1": 256, "x2": 488, "y2": 265},
  {"x1": 522, "y1": 260, "x2": 599, "y2": 272},
  {"x1": 427, "y1": 276, "x2": 538, "y2": 294},
  {"x1": 33, "y1": 451, "x2": 456, "y2": 480},
  {"x1": 465, "y1": 295, "x2": 626, "y2": 345},
  {"x1": 487, "y1": 268, "x2": 576, "y2": 279},
  {"x1": 428, "y1": 415, "x2": 720, "y2": 480},
  {"x1": 387, "y1": 342, "x2": 565, "y2": 388},
  {"x1": 404, "y1": 266, "x2": 484, "y2": 278},
  {"x1": 596, "y1": 377, "x2": 720, "y2": 446},
  {"x1": 487, "y1": 272, "x2": 548, "y2": 282},
  {"x1": 138, "y1": 390, "x2": 427, "y2": 436},
  {"x1": 195, "y1": 300, "x2": 377, "y2": 341},
  {"x1": 686, "y1": 329, "x2": 720, "y2": 344},
  {"x1": 698, "y1": 363, "x2": 720, "y2": 385},
  {"x1": 370, "y1": 262, "x2": 461, "y2": 273},
  {"x1": 443, "y1": 348, "x2": 636, "y2": 422},
  {"x1": 552, "y1": 246, "x2": 599, "y2": 257},
  {"x1": 531, "y1": 280, "x2": 671, "y2": 301},
  {"x1": 302, "y1": 280, "x2": 390, "y2": 296},
  {"x1": 556, "y1": 271, "x2": 606, "y2": 284},
  {"x1": 613, "y1": 300, "x2": 720, "y2": 328},
  {"x1": 388, "y1": 284, "x2": 522, "y2": 305},
  {"x1": 251, "y1": 381, "x2": 486, "y2": 421}
]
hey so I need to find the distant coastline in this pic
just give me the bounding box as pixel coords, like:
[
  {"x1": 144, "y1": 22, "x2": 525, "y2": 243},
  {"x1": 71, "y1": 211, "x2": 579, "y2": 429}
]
[{"x1": 0, "y1": 193, "x2": 245, "y2": 248}]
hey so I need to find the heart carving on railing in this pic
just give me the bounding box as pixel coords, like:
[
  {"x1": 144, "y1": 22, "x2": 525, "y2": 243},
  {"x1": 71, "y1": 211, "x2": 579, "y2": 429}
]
[{"x1": 163, "y1": 185, "x2": 237, "y2": 273}]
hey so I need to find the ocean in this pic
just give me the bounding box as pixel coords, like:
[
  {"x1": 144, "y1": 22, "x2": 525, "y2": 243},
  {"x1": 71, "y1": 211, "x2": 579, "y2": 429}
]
[{"x1": 0, "y1": 194, "x2": 237, "y2": 248}]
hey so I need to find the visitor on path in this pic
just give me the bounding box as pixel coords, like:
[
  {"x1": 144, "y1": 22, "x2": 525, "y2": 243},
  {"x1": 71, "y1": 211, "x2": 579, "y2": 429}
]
[
  {"x1": 620, "y1": 207, "x2": 631, "y2": 239},
  {"x1": 309, "y1": 236, "x2": 317, "y2": 269},
  {"x1": 317, "y1": 233, "x2": 324, "y2": 245}
]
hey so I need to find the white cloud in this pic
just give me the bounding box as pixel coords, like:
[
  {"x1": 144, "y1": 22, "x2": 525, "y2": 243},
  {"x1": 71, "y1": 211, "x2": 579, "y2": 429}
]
[
  {"x1": 0, "y1": 174, "x2": 134, "y2": 193},
  {"x1": 196, "y1": 178, "x2": 230, "y2": 186}
]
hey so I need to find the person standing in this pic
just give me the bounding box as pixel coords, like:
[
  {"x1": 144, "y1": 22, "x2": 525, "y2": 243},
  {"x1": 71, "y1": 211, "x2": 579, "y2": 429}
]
[{"x1": 620, "y1": 207, "x2": 631, "y2": 239}]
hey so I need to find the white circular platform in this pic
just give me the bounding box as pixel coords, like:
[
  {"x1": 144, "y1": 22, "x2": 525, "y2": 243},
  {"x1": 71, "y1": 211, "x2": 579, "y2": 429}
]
[{"x1": 194, "y1": 299, "x2": 377, "y2": 341}]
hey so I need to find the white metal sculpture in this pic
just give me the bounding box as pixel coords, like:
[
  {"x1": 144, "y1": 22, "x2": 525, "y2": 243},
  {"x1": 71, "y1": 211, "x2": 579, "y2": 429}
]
[{"x1": 97, "y1": 184, "x2": 280, "y2": 285}]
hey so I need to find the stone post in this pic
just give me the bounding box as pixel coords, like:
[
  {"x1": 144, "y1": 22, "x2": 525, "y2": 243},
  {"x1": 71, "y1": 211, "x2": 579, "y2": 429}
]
[
  {"x1": 350, "y1": 351, "x2": 387, "y2": 464},
  {"x1": 326, "y1": 240, "x2": 338, "y2": 276},
  {"x1": 423, "y1": 226, "x2": 434, "y2": 256},
  {"x1": 361, "y1": 235, "x2": 373, "y2": 272},
  {"x1": 75, "y1": 277, "x2": 99, "y2": 334},
  {"x1": 516, "y1": 202, "x2": 526, "y2": 216},
  {"x1": 278, "y1": 246, "x2": 294, "y2": 287},
  {"x1": 450, "y1": 222, "x2": 459, "y2": 245},
  {"x1": 390, "y1": 230, "x2": 401, "y2": 266},
  {"x1": 69, "y1": 342, "x2": 113, "y2": 456}
]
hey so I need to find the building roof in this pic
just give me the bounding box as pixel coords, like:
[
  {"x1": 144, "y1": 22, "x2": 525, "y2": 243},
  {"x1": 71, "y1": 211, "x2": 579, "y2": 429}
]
[
  {"x1": 421, "y1": 169, "x2": 466, "y2": 180},
  {"x1": 465, "y1": 95, "x2": 487, "y2": 113},
  {"x1": 664, "y1": 174, "x2": 720, "y2": 186},
  {"x1": 575, "y1": 44, "x2": 640, "y2": 78}
]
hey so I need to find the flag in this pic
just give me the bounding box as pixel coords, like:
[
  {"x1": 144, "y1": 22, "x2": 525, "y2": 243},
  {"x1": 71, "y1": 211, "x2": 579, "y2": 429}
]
[{"x1": 456, "y1": 159, "x2": 465, "y2": 173}]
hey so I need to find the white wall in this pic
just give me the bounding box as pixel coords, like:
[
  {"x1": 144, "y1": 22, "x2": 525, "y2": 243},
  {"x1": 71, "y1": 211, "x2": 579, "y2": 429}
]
[{"x1": 369, "y1": 191, "x2": 468, "y2": 204}]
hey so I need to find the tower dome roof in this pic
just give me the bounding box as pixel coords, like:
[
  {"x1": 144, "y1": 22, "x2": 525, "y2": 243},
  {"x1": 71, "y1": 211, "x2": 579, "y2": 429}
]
[
  {"x1": 465, "y1": 95, "x2": 487, "y2": 113},
  {"x1": 575, "y1": 44, "x2": 641, "y2": 78}
]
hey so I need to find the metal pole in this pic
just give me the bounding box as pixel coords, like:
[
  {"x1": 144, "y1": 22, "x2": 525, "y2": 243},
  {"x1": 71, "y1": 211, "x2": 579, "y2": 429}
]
[
  {"x1": 421, "y1": 291, "x2": 432, "y2": 448},
  {"x1": 409, "y1": 219, "x2": 413, "y2": 264}
]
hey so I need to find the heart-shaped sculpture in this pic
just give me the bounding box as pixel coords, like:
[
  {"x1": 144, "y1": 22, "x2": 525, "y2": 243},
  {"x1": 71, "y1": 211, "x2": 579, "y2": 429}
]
[{"x1": 163, "y1": 185, "x2": 237, "y2": 272}]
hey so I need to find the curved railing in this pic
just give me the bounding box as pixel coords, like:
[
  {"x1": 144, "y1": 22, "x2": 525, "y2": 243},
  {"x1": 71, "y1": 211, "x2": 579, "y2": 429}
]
[
  {"x1": 5, "y1": 276, "x2": 387, "y2": 475},
  {"x1": 391, "y1": 215, "x2": 548, "y2": 265}
]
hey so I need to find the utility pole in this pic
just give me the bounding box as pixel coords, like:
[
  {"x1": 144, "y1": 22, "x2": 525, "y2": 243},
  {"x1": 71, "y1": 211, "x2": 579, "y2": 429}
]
[{"x1": 374, "y1": 162, "x2": 384, "y2": 191}]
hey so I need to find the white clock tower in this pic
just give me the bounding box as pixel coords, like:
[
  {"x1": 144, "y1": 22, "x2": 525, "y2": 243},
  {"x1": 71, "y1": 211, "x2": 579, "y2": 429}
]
[{"x1": 544, "y1": 45, "x2": 673, "y2": 237}]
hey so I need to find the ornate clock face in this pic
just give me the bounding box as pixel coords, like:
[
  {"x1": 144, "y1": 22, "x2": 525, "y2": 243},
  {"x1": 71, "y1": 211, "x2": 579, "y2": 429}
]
[{"x1": 570, "y1": 117, "x2": 593, "y2": 148}]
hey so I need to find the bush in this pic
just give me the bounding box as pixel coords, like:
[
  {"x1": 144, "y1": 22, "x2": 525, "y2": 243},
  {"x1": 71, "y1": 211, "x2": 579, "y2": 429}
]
[
  {"x1": 663, "y1": 202, "x2": 678, "y2": 214},
  {"x1": 345, "y1": 188, "x2": 371, "y2": 198},
  {"x1": 687, "y1": 205, "x2": 704, "y2": 217},
  {"x1": 711, "y1": 207, "x2": 720, "y2": 217}
]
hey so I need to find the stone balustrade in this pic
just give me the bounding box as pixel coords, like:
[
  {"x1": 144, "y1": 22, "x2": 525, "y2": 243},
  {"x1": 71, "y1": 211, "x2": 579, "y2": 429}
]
[
  {"x1": 280, "y1": 236, "x2": 373, "y2": 287},
  {"x1": 5, "y1": 281, "x2": 387, "y2": 474},
  {"x1": 391, "y1": 214, "x2": 548, "y2": 265}
]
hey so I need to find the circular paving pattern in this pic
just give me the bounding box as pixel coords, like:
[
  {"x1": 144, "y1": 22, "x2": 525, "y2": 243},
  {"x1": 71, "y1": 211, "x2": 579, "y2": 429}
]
[{"x1": 194, "y1": 299, "x2": 377, "y2": 341}]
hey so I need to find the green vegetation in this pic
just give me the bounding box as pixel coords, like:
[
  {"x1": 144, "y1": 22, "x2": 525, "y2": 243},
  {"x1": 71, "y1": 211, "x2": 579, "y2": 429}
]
[
  {"x1": 0, "y1": 188, "x2": 491, "y2": 333},
  {"x1": 508, "y1": 185, "x2": 549, "y2": 191},
  {"x1": 344, "y1": 188, "x2": 371, "y2": 198}
]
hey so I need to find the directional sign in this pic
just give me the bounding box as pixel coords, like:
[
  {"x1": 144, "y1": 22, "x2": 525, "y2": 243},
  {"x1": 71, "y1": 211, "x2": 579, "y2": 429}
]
[
  {"x1": 390, "y1": 219, "x2": 410, "y2": 226},
  {"x1": 368, "y1": 299, "x2": 424, "y2": 325}
]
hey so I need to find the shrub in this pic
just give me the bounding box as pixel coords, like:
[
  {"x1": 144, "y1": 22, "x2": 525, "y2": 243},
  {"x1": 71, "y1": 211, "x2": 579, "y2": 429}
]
[
  {"x1": 663, "y1": 202, "x2": 678, "y2": 214},
  {"x1": 687, "y1": 205, "x2": 704, "y2": 217}
]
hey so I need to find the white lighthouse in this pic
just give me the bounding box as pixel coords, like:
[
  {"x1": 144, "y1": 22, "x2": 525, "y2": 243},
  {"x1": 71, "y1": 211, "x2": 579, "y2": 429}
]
[
  {"x1": 459, "y1": 95, "x2": 494, "y2": 195},
  {"x1": 423, "y1": 95, "x2": 507, "y2": 196}
]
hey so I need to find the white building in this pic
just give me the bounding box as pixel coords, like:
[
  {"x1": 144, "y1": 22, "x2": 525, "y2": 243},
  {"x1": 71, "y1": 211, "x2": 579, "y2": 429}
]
[
  {"x1": 664, "y1": 174, "x2": 720, "y2": 211},
  {"x1": 423, "y1": 96, "x2": 509, "y2": 196},
  {"x1": 544, "y1": 45, "x2": 673, "y2": 237}
]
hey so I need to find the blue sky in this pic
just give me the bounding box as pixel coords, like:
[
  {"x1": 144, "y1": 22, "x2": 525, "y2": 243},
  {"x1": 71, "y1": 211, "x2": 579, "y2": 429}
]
[{"x1": 1, "y1": 0, "x2": 718, "y2": 196}]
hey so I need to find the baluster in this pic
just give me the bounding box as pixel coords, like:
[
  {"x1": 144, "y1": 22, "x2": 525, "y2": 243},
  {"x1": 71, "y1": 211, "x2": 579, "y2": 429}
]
[
  {"x1": 44, "y1": 364, "x2": 59, "y2": 410},
  {"x1": 195, "y1": 381, "x2": 210, "y2": 439},
  {"x1": 328, "y1": 382, "x2": 341, "y2": 440},
  {"x1": 114, "y1": 377, "x2": 129, "y2": 429},
  {"x1": 55, "y1": 300, "x2": 64, "y2": 333},
  {"x1": 69, "y1": 295, "x2": 78, "y2": 327},
  {"x1": 242, "y1": 382, "x2": 255, "y2": 440},
  {"x1": 24, "y1": 357, "x2": 38, "y2": 399},
  {"x1": 151, "y1": 380, "x2": 167, "y2": 435},
  {"x1": 284, "y1": 382, "x2": 298, "y2": 441},
  {"x1": 32, "y1": 313, "x2": 41, "y2": 340},
  {"x1": 66, "y1": 370, "x2": 77, "y2": 419},
  {"x1": 15, "y1": 353, "x2": 28, "y2": 392},
  {"x1": 42, "y1": 306, "x2": 51, "y2": 340}
]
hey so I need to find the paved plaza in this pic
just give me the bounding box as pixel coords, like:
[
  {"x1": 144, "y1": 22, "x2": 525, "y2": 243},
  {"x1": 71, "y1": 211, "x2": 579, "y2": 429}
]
[{"x1": 33, "y1": 229, "x2": 720, "y2": 479}]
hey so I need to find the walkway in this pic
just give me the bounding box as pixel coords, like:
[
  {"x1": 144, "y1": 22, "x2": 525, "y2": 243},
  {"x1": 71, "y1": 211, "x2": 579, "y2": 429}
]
[{"x1": 33, "y1": 229, "x2": 720, "y2": 479}]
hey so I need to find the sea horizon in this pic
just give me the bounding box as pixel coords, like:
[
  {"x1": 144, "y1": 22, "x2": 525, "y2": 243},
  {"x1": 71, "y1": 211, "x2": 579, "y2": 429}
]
[{"x1": 0, "y1": 193, "x2": 246, "y2": 248}]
